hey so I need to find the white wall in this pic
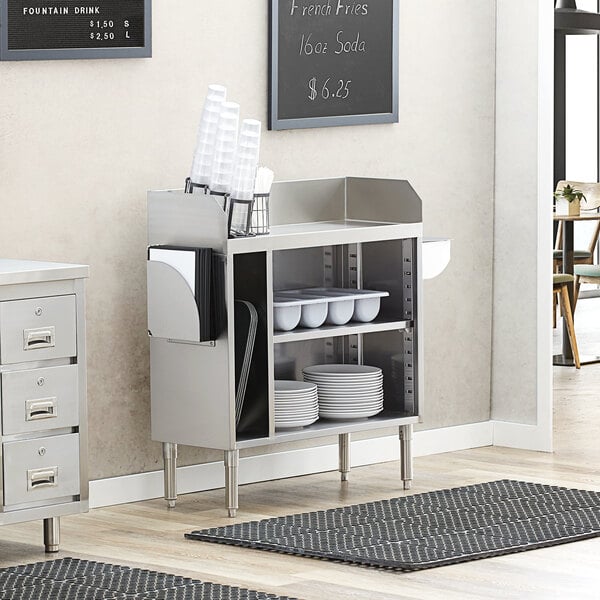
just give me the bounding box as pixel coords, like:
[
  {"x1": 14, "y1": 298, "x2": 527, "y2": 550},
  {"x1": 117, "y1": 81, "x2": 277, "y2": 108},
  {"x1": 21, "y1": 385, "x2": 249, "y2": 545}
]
[
  {"x1": 0, "y1": 0, "x2": 500, "y2": 480},
  {"x1": 492, "y1": 0, "x2": 553, "y2": 450}
]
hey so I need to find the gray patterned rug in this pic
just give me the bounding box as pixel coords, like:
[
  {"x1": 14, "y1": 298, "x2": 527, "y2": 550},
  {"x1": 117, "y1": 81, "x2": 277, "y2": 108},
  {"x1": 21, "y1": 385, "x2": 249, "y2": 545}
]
[
  {"x1": 186, "y1": 480, "x2": 600, "y2": 571},
  {"x1": 0, "y1": 557, "x2": 298, "y2": 599}
]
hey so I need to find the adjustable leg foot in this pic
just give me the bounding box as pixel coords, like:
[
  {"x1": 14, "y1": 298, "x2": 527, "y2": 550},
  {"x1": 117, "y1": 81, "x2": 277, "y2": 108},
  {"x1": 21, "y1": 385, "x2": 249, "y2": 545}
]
[
  {"x1": 339, "y1": 433, "x2": 350, "y2": 482},
  {"x1": 225, "y1": 449, "x2": 239, "y2": 518},
  {"x1": 163, "y1": 442, "x2": 178, "y2": 508},
  {"x1": 399, "y1": 424, "x2": 413, "y2": 491},
  {"x1": 43, "y1": 517, "x2": 60, "y2": 553}
]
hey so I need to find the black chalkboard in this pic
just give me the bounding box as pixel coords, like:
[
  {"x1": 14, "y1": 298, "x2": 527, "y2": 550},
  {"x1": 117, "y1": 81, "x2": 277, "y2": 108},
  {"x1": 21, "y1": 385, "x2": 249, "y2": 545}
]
[
  {"x1": 0, "y1": 0, "x2": 151, "y2": 60},
  {"x1": 269, "y1": 0, "x2": 398, "y2": 130}
]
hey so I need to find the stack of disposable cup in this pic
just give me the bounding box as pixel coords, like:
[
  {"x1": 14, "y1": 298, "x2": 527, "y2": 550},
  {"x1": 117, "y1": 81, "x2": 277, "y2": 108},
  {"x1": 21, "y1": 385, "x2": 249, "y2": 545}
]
[
  {"x1": 230, "y1": 119, "x2": 261, "y2": 201},
  {"x1": 190, "y1": 84, "x2": 227, "y2": 186},
  {"x1": 209, "y1": 102, "x2": 240, "y2": 194}
]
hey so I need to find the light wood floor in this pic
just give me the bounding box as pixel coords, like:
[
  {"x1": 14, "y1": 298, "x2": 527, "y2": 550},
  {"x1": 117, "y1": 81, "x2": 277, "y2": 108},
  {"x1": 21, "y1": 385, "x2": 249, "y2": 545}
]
[{"x1": 0, "y1": 301, "x2": 599, "y2": 599}]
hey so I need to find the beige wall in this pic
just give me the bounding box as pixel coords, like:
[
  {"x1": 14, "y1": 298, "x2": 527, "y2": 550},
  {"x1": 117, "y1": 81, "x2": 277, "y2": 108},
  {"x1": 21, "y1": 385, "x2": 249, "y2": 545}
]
[{"x1": 0, "y1": 0, "x2": 496, "y2": 480}]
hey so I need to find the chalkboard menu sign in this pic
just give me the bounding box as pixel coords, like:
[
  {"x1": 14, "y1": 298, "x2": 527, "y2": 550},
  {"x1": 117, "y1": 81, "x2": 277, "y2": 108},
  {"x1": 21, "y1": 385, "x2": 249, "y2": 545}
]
[
  {"x1": 0, "y1": 0, "x2": 151, "y2": 60},
  {"x1": 269, "y1": 0, "x2": 398, "y2": 130}
]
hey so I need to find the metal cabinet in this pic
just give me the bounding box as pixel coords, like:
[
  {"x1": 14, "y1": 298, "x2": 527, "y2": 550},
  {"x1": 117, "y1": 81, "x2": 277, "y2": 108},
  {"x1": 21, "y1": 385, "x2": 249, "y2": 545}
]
[
  {"x1": 147, "y1": 177, "x2": 423, "y2": 516},
  {"x1": 0, "y1": 260, "x2": 88, "y2": 552}
]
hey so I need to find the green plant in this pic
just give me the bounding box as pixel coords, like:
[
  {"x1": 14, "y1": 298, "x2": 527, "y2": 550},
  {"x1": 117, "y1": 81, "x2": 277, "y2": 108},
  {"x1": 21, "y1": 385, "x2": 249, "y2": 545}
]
[{"x1": 554, "y1": 184, "x2": 587, "y2": 203}]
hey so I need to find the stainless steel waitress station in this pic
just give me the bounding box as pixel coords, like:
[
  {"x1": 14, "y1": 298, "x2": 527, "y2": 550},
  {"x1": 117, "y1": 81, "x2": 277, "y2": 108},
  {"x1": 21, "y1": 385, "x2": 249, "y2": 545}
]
[{"x1": 147, "y1": 177, "x2": 423, "y2": 516}]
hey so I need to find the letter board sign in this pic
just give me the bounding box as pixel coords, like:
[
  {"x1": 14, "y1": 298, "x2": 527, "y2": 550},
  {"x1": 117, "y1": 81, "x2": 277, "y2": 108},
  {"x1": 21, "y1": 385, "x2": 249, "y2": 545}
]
[{"x1": 0, "y1": 0, "x2": 151, "y2": 60}]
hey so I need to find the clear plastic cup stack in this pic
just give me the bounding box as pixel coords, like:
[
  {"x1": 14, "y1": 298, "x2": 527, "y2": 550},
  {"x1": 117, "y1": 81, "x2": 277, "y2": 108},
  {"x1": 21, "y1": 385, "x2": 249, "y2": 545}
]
[
  {"x1": 190, "y1": 84, "x2": 227, "y2": 186},
  {"x1": 230, "y1": 119, "x2": 261, "y2": 201},
  {"x1": 209, "y1": 102, "x2": 240, "y2": 194}
]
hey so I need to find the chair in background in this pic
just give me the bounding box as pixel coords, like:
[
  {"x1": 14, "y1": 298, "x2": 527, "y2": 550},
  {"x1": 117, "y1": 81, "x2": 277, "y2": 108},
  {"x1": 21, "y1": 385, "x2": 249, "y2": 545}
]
[
  {"x1": 553, "y1": 274, "x2": 581, "y2": 369},
  {"x1": 553, "y1": 180, "x2": 600, "y2": 272},
  {"x1": 574, "y1": 264, "x2": 600, "y2": 310}
]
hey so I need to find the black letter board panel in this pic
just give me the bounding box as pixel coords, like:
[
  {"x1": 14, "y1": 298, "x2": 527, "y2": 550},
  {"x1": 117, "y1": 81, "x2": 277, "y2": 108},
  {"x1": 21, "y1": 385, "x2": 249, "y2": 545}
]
[
  {"x1": 269, "y1": 0, "x2": 398, "y2": 130},
  {"x1": 0, "y1": 0, "x2": 151, "y2": 60}
]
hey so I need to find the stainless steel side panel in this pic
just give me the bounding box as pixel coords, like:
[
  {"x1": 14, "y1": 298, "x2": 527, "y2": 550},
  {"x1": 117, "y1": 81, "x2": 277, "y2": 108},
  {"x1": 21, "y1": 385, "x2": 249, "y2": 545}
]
[
  {"x1": 1, "y1": 365, "x2": 79, "y2": 435},
  {"x1": 150, "y1": 337, "x2": 234, "y2": 450},
  {"x1": 3, "y1": 433, "x2": 80, "y2": 507},
  {"x1": 0, "y1": 296, "x2": 77, "y2": 365}
]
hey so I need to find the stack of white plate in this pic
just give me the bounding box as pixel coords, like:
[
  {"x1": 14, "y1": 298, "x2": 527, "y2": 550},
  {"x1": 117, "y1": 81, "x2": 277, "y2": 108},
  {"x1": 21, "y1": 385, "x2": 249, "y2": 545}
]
[
  {"x1": 274, "y1": 380, "x2": 319, "y2": 430},
  {"x1": 303, "y1": 364, "x2": 384, "y2": 420}
]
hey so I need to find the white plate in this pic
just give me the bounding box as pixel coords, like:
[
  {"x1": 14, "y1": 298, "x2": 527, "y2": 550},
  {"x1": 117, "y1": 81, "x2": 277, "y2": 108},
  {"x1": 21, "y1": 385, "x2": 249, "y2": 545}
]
[
  {"x1": 275, "y1": 414, "x2": 319, "y2": 421},
  {"x1": 319, "y1": 403, "x2": 384, "y2": 410},
  {"x1": 309, "y1": 376, "x2": 382, "y2": 384},
  {"x1": 317, "y1": 393, "x2": 384, "y2": 401},
  {"x1": 303, "y1": 364, "x2": 382, "y2": 376},
  {"x1": 275, "y1": 402, "x2": 318, "y2": 409},
  {"x1": 304, "y1": 372, "x2": 383, "y2": 380},
  {"x1": 309, "y1": 378, "x2": 383, "y2": 385},
  {"x1": 318, "y1": 399, "x2": 384, "y2": 407},
  {"x1": 305, "y1": 380, "x2": 383, "y2": 388},
  {"x1": 275, "y1": 398, "x2": 318, "y2": 405},
  {"x1": 275, "y1": 409, "x2": 322, "y2": 418},
  {"x1": 274, "y1": 393, "x2": 318, "y2": 401},
  {"x1": 319, "y1": 396, "x2": 383, "y2": 406},
  {"x1": 275, "y1": 409, "x2": 319, "y2": 416},
  {"x1": 275, "y1": 389, "x2": 319, "y2": 395},
  {"x1": 275, "y1": 416, "x2": 319, "y2": 429},
  {"x1": 275, "y1": 381, "x2": 318, "y2": 393},
  {"x1": 312, "y1": 385, "x2": 381, "y2": 394},
  {"x1": 319, "y1": 400, "x2": 383, "y2": 411},
  {"x1": 319, "y1": 408, "x2": 383, "y2": 420}
]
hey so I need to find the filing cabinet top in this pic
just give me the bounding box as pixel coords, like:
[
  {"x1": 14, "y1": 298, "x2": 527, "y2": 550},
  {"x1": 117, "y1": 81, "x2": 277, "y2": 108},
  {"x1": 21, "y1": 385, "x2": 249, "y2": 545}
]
[{"x1": 0, "y1": 259, "x2": 88, "y2": 286}]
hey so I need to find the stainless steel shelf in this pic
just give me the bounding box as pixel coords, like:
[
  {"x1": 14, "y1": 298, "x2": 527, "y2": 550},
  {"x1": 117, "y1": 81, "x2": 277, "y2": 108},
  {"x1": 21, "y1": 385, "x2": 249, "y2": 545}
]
[
  {"x1": 273, "y1": 318, "x2": 412, "y2": 344},
  {"x1": 227, "y1": 220, "x2": 422, "y2": 254},
  {"x1": 236, "y1": 412, "x2": 419, "y2": 449}
]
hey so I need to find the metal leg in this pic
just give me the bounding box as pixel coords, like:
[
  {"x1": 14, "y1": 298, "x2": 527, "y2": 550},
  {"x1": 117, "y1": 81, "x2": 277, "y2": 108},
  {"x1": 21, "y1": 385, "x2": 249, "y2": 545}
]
[
  {"x1": 224, "y1": 449, "x2": 239, "y2": 518},
  {"x1": 399, "y1": 424, "x2": 413, "y2": 491},
  {"x1": 339, "y1": 433, "x2": 351, "y2": 482},
  {"x1": 43, "y1": 517, "x2": 60, "y2": 553},
  {"x1": 163, "y1": 442, "x2": 178, "y2": 508}
]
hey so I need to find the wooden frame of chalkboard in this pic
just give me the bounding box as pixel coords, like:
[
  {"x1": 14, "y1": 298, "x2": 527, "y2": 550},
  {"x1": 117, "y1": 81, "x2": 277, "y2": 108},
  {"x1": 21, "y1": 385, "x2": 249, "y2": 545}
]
[
  {"x1": 0, "y1": 0, "x2": 151, "y2": 61},
  {"x1": 269, "y1": 0, "x2": 398, "y2": 130}
]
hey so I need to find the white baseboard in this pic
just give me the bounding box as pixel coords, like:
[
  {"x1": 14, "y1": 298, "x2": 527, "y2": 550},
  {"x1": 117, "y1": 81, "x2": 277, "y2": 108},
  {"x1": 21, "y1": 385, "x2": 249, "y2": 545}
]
[
  {"x1": 492, "y1": 419, "x2": 552, "y2": 452},
  {"x1": 89, "y1": 421, "x2": 493, "y2": 508}
]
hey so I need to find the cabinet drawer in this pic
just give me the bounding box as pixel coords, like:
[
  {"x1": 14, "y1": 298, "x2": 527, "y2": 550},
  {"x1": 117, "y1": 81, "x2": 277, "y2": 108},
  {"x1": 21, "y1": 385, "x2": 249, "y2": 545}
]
[
  {"x1": 2, "y1": 434, "x2": 80, "y2": 506},
  {"x1": 0, "y1": 296, "x2": 77, "y2": 365},
  {"x1": 1, "y1": 365, "x2": 79, "y2": 435}
]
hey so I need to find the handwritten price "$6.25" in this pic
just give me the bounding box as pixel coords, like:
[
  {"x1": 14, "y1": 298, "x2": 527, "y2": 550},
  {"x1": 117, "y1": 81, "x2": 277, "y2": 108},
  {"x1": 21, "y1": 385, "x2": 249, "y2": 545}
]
[{"x1": 308, "y1": 77, "x2": 351, "y2": 101}]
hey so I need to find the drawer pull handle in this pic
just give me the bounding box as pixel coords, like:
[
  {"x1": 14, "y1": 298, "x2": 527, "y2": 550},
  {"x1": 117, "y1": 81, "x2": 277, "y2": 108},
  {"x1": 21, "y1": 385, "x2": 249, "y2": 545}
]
[
  {"x1": 23, "y1": 327, "x2": 56, "y2": 350},
  {"x1": 26, "y1": 398, "x2": 57, "y2": 421},
  {"x1": 27, "y1": 467, "x2": 58, "y2": 490}
]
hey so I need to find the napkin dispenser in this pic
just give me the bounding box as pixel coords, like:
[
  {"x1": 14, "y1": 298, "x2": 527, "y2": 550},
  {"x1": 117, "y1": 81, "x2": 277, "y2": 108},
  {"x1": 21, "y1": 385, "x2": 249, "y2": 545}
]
[{"x1": 147, "y1": 246, "x2": 225, "y2": 343}]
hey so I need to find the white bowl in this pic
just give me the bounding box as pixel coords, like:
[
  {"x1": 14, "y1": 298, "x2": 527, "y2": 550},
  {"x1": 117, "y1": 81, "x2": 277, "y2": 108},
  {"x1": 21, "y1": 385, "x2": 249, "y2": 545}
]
[
  {"x1": 300, "y1": 303, "x2": 327, "y2": 327},
  {"x1": 326, "y1": 299, "x2": 354, "y2": 325},
  {"x1": 352, "y1": 297, "x2": 382, "y2": 322},
  {"x1": 422, "y1": 237, "x2": 451, "y2": 280},
  {"x1": 273, "y1": 303, "x2": 301, "y2": 331},
  {"x1": 276, "y1": 292, "x2": 329, "y2": 329}
]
